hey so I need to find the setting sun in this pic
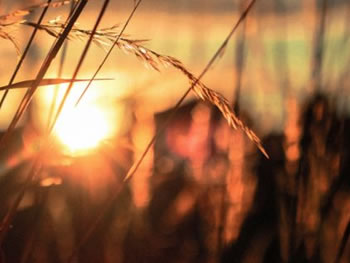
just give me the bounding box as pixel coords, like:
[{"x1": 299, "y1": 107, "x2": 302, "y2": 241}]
[
  {"x1": 37, "y1": 80, "x2": 122, "y2": 155},
  {"x1": 54, "y1": 104, "x2": 111, "y2": 154}
]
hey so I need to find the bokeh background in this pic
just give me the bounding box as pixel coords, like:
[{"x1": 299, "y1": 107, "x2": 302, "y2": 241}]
[{"x1": 0, "y1": 0, "x2": 349, "y2": 262}]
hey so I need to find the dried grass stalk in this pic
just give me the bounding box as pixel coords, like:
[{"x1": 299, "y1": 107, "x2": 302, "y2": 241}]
[
  {"x1": 0, "y1": 0, "x2": 76, "y2": 56},
  {"x1": 0, "y1": 78, "x2": 112, "y2": 91},
  {"x1": 19, "y1": 20, "x2": 268, "y2": 157},
  {"x1": 0, "y1": 0, "x2": 76, "y2": 22},
  {"x1": 0, "y1": 0, "x2": 266, "y2": 157},
  {"x1": 22, "y1": 19, "x2": 120, "y2": 51},
  {"x1": 0, "y1": 27, "x2": 20, "y2": 56}
]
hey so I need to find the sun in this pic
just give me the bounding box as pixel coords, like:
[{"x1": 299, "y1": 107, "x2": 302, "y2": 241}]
[
  {"x1": 54, "y1": 104, "x2": 111, "y2": 154},
  {"x1": 37, "y1": 80, "x2": 122, "y2": 156}
]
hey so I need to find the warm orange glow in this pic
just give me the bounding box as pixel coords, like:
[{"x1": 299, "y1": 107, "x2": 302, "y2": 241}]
[
  {"x1": 54, "y1": 104, "x2": 111, "y2": 154},
  {"x1": 37, "y1": 79, "x2": 123, "y2": 155}
]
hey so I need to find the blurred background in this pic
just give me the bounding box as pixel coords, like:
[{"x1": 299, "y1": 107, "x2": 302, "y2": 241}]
[{"x1": 0, "y1": 0, "x2": 349, "y2": 262}]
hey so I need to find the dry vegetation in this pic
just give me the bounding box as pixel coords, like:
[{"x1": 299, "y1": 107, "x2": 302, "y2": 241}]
[{"x1": 0, "y1": 0, "x2": 349, "y2": 263}]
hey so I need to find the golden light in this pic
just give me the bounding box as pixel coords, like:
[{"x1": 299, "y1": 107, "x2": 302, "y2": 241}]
[
  {"x1": 54, "y1": 104, "x2": 111, "y2": 154},
  {"x1": 37, "y1": 78, "x2": 123, "y2": 156}
]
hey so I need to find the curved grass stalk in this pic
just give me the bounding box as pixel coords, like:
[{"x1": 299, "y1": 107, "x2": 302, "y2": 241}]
[
  {"x1": 21, "y1": 5, "x2": 267, "y2": 158},
  {"x1": 125, "y1": 0, "x2": 266, "y2": 183},
  {"x1": 67, "y1": 1, "x2": 263, "y2": 262}
]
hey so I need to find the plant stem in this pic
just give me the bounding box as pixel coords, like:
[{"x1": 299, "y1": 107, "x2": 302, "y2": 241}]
[{"x1": 0, "y1": 0, "x2": 52, "y2": 108}]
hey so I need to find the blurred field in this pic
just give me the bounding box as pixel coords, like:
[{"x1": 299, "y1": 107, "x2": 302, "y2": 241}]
[{"x1": 0, "y1": 0, "x2": 350, "y2": 263}]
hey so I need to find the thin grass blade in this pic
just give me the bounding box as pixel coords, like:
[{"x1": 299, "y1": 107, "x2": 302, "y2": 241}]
[
  {"x1": 0, "y1": 0, "x2": 51, "y2": 108},
  {"x1": 0, "y1": 78, "x2": 112, "y2": 91}
]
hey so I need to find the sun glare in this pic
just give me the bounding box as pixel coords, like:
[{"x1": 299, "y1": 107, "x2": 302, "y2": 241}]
[
  {"x1": 38, "y1": 80, "x2": 122, "y2": 155},
  {"x1": 54, "y1": 105, "x2": 111, "y2": 154}
]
